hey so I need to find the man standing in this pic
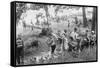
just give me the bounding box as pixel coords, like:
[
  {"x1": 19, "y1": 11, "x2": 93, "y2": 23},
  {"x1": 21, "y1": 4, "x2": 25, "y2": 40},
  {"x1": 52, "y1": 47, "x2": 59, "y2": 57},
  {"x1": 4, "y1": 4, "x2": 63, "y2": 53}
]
[
  {"x1": 47, "y1": 35, "x2": 56, "y2": 57},
  {"x1": 69, "y1": 28, "x2": 80, "y2": 52},
  {"x1": 16, "y1": 35, "x2": 24, "y2": 64}
]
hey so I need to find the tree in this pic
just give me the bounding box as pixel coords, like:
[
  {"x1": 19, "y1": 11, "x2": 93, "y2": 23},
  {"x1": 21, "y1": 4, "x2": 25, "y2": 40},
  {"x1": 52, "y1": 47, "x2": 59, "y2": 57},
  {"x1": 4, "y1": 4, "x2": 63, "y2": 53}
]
[
  {"x1": 16, "y1": 3, "x2": 26, "y2": 25},
  {"x1": 43, "y1": 5, "x2": 51, "y2": 27},
  {"x1": 33, "y1": 4, "x2": 50, "y2": 28},
  {"x1": 82, "y1": 7, "x2": 87, "y2": 27},
  {"x1": 91, "y1": 7, "x2": 97, "y2": 31}
]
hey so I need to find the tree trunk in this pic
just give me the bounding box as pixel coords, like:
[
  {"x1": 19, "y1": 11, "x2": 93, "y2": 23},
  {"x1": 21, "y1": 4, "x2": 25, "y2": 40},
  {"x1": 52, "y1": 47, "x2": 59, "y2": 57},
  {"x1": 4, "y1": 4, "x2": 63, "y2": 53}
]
[
  {"x1": 82, "y1": 7, "x2": 87, "y2": 27},
  {"x1": 92, "y1": 7, "x2": 97, "y2": 31},
  {"x1": 43, "y1": 6, "x2": 50, "y2": 27}
]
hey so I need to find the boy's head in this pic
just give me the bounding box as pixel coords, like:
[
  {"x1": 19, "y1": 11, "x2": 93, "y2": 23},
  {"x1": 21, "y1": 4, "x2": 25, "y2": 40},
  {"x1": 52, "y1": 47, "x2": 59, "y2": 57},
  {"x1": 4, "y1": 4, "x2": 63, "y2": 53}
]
[
  {"x1": 64, "y1": 29, "x2": 67, "y2": 33},
  {"x1": 74, "y1": 28, "x2": 77, "y2": 32}
]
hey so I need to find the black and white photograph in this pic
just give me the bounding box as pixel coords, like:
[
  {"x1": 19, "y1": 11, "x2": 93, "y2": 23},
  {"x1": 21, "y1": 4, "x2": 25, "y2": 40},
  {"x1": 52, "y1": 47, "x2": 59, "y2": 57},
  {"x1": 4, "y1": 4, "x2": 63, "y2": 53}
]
[{"x1": 14, "y1": 1, "x2": 97, "y2": 66}]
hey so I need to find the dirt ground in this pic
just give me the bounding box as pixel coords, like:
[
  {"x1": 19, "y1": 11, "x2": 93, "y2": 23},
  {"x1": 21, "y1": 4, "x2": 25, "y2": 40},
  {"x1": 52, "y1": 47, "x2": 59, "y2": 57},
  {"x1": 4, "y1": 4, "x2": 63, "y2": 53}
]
[{"x1": 19, "y1": 31, "x2": 97, "y2": 65}]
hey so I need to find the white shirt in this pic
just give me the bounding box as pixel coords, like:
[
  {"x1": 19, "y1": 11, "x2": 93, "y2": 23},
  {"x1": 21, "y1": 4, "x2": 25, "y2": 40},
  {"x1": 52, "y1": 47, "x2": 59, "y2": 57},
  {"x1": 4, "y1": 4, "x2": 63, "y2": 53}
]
[{"x1": 70, "y1": 31, "x2": 78, "y2": 40}]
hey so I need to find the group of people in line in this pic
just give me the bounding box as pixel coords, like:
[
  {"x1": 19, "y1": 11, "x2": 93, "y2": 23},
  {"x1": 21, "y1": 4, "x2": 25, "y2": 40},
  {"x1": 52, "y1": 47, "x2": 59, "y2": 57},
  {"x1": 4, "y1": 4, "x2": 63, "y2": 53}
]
[
  {"x1": 47, "y1": 27, "x2": 96, "y2": 56},
  {"x1": 16, "y1": 26, "x2": 97, "y2": 64}
]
